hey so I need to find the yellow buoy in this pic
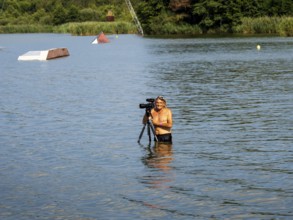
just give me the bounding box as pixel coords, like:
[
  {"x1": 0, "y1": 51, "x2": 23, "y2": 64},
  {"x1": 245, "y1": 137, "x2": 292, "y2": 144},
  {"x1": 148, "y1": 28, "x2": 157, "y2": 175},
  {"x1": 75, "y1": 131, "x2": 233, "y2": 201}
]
[{"x1": 256, "y1": 45, "x2": 261, "y2": 50}]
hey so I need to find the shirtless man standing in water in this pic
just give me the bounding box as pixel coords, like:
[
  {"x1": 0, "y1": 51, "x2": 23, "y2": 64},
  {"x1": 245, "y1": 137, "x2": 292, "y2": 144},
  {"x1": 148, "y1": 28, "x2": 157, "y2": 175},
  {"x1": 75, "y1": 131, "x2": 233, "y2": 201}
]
[{"x1": 143, "y1": 96, "x2": 173, "y2": 143}]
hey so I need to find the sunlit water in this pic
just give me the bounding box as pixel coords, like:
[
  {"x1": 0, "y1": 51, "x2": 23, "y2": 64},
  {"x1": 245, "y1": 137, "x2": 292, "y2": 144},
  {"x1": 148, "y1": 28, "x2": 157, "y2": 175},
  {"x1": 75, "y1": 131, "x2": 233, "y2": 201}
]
[{"x1": 1, "y1": 34, "x2": 293, "y2": 219}]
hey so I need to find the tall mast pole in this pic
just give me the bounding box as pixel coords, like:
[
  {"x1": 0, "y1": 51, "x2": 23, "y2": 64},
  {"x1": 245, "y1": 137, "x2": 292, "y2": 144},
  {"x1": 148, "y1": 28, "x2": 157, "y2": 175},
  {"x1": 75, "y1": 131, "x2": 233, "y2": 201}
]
[{"x1": 125, "y1": 0, "x2": 144, "y2": 36}]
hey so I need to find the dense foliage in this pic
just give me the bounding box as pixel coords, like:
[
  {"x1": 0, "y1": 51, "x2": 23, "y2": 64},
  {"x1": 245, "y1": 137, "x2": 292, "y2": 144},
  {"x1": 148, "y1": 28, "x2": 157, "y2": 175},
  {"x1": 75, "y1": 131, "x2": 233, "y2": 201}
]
[
  {"x1": 0, "y1": 0, "x2": 292, "y2": 35},
  {"x1": 0, "y1": 0, "x2": 134, "y2": 25},
  {"x1": 136, "y1": 0, "x2": 293, "y2": 34}
]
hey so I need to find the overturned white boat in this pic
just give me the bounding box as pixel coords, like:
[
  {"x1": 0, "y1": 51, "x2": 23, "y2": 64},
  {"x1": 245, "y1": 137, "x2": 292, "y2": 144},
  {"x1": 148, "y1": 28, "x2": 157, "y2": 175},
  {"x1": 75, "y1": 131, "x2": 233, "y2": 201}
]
[{"x1": 18, "y1": 48, "x2": 69, "y2": 61}]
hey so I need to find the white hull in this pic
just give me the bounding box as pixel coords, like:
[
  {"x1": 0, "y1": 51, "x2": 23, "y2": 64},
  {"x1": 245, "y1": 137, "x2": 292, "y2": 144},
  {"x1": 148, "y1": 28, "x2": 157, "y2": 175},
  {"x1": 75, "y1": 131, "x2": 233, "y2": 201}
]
[{"x1": 18, "y1": 48, "x2": 69, "y2": 61}]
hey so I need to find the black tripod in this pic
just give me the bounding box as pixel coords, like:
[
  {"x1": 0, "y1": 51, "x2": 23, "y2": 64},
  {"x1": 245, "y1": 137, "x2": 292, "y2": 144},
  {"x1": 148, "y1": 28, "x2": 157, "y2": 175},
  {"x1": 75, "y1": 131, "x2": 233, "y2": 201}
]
[{"x1": 138, "y1": 109, "x2": 158, "y2": 144}]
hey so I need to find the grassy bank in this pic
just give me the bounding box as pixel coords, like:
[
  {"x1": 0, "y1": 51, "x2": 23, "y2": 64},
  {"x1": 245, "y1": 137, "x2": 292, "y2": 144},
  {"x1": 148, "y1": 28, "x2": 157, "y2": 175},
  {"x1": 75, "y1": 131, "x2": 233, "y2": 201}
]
[
  {"x1": 148, "y1": 16, "x2": 293, "y2": 37},
  {"x1": 0, "y1": 21, "x2": 136, "y2": 35},
  {"x1": 54, "y1": 21, "x2": 137, "y2": 35},
  {"x1": 0, "y1": 17, "x2": 292, "y2": 36},
  {"x1": 234, "y1": 16, "x2": 293, "y2": 37}
]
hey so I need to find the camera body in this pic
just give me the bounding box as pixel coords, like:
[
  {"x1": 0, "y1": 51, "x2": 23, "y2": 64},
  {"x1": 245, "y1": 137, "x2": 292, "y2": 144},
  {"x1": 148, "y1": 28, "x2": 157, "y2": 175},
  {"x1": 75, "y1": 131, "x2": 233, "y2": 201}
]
[{"x1": 139, "y1": 98, "x2": 155, "y2": 111}]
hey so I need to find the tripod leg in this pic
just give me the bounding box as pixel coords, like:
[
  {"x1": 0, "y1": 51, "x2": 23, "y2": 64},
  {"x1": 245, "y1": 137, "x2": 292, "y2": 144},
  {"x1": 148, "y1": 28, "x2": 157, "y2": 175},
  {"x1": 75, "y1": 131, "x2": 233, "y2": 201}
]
[
  {"x1": 149, "y1": 121, "x2": 158, "y2": 142},
  {"x1": 147, "y1": 123, "x2": 151, "y2": 144},
  {"x1": 138, "y1": 123, "x2": 146, "y2": 143}
]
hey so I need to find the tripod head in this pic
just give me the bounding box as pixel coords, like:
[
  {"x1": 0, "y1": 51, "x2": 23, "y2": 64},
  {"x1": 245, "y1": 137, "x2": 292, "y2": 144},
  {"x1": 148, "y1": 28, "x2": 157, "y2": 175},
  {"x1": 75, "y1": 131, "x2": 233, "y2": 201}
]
[{"x1": 145, "y1": 107, "x2": 152, "y2": 118}]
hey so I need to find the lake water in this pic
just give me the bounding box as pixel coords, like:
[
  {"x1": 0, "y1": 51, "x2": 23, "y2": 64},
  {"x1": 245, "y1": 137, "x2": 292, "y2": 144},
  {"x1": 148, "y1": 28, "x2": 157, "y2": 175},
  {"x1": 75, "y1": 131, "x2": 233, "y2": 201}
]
[{"x1": 0, "y1": 34, "x2": 292, "y2": 219}]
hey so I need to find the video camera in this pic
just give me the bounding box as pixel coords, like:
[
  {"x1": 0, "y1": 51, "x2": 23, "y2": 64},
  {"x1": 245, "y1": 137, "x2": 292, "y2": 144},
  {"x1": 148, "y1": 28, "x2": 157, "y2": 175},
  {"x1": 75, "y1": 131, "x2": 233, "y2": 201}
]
[{"x1": 139, "y1": 98, "x2": 155, "y2": 111}]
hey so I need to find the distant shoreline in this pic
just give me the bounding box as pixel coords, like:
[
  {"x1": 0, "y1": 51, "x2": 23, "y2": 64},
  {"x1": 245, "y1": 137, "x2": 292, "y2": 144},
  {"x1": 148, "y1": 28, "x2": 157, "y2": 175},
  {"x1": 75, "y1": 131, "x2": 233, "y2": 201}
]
[{"x1": 0, "y1": 16, "x2": 292, "y2": 37}]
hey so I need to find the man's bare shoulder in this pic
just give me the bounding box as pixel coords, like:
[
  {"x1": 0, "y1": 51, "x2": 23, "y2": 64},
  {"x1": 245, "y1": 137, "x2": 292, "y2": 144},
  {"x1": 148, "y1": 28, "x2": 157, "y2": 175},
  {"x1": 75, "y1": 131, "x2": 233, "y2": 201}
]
[{"x1": 165, "y1": 107, "x2": 172, "y2": 113}]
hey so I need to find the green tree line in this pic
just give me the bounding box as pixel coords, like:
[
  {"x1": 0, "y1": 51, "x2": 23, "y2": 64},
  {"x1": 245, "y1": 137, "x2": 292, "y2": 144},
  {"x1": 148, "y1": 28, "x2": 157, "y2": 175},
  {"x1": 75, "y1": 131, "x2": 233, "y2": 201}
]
[
  {"x1": 0, "y1": 0, "x2": 292, "y2": 36},
  {"x1": 136, "y1": 0, "x2": 293, "y2": 35},
  {"x1": 0, "y1": 0, "x2": 132, "y2": 26}
]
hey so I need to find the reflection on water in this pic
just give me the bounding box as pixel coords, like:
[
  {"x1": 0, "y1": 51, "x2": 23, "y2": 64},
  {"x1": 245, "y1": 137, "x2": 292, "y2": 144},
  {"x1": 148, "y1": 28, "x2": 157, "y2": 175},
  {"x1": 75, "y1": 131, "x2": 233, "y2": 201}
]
[
  {"x1": 143, "y1": 142, "x2": 173, "y2": 171},
  {"x1": 141, "y1": 142, "x2": 174, "y2": 188}
]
